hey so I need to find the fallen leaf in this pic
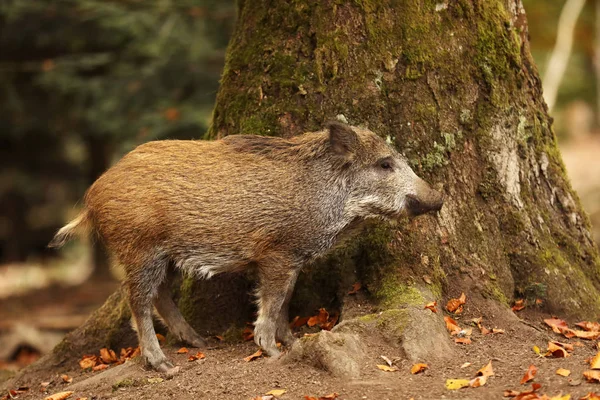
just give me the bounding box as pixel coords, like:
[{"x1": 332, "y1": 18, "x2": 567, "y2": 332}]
[
  {"x1": 424, "y1": 301, "x2": 438, "y2": 313},
  {"x1": 380, "y1": 355, "x2": 393, "y2": 367},
  {"x1": 423, "y1": 275, "x2": 433, "y2": 284},
  {"x1": 455, "y1": 337, "x2": 472, "y2": 344},
  {"x1": 580, "y1": 393, "x2": 600, "y2": 400},
  {"x1": 546, "y1": 342, "x2": 571, "y2": 358},
  {"x1": 460, "y1": 362, "x2": 471, "y2": 368},
  {"x1": 533, "y1": 345, "x2": 544, "y2": 358},
  {"x1": 60, "y1": 375, "x2": 72, "y2": 384},
  {"x1": 290, "y1": 316, "x2": 310, "y2": 329},
  {"x1": 446, "y1": 293, "x2": 466, "y2": 314},
  {"x1": 584, "y1": 370, "x2": 600, "y2": 383},
  {"x1": 44, "y1": 392, "x2": 74, "y2": 400},
  {"x1": 348, "y1": 282, "x2": 362, "y2": 295},
  {"x1": 556, "y1": 368, "x2": 571, "y2": 377},
  {"x1": 188, "y1": 352, "x2": 205, "y2": 361},
  {"x1": 156, "y1": 333, "x2": 166, "y2": 344},
  {"x1": 512, "y1": 299, "x2": 526, "y2": 312},
  {"x1": 520, "y1": 365, "x2": 538, "y2": 384},
  {"x1": 377, "y1": 364, "x2": 398, "y2": 372},
  {"x1": 244, "y1": 349, "x2": 263, "y2": 362},
  {"x1": 243, "y1": 326, "x2": 255, "y2": 341},
  {"x1": 504, "y1": 383, "x2": 542, "y2": 398},
  {"x1": 548, "y1": 395, "x2": 570, "y2": 400},
  {"x1": 544, "y1": 318, "x2": 572, "y2": 336},
  {"x1": 469, "y1": 375, "x2": 488, "y2": 388},
  {"x1": 214, "y1": 335, "x2": 224, "y2": 341},
  {"x1": 79, "y1": 355, "x2": 97, "y2": 369},
  {"x1": 492, "y1": 328, "x2": 505, "y2": 334},
  {"x1": 320, "y1": 312, "x2": 339, "y2": 331},
  {"x1": 318, "y1": 394, "x2": 338, "y2": 400},
  {"x1": 591, "y1": 352, "x2": 600, "y2": 369},
  {"x1": 445, "y1": 379, "x2": 470, "y2": 390},
  {"x1": 444, "y1": 316, "x2": 461, "y2": 335},
  {"x1": 176, "y1": 347, "x2": 189, "y2": 354},
  {"x1": 477, "y1": 361, "x2": 494, "y2": 377},
  {"x1": 410, "y1": 363, "x2": 428, "y2": 374},
  {"x1": 573, "y1": 330, "x2": 600, "y2": 340},
  {"x1": 99, "y1": 348, "x2": 117, "y2": 364},
  {"x1": 576, "y1": 322, "x2": 600, "y2": 332},
  {"x1": 147, "y1": 377, "x2": 164, "y2": 384},
  {"x1": 92, "y1": 364, "x2": 108, "y2": 372},
  {"x1": 266, "y1": 389, "x2": 286, "y2": 397}
]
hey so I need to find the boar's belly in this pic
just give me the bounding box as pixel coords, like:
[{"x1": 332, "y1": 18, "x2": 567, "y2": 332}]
[{"x1": 173, "y1": 248, "x2": 249, "y2": 279}]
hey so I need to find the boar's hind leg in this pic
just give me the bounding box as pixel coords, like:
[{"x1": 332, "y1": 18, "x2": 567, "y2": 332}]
[
  {"x1": 275, "y1": 269, "x2": 300, "y2": 346},
  {"x1": 254, "y1": 257, "x2": 301, "y2": 357},
  {"x1": 153, "y1": 272, "x2": 206, "y2": 348},
  {"x1": 126, "y1": 256, "x2": 174, "y2": 373}
]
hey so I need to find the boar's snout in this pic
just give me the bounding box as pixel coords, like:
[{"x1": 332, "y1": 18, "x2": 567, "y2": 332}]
[{"x1": 405, "y1": 179, "x2": 444, "y2": 216}]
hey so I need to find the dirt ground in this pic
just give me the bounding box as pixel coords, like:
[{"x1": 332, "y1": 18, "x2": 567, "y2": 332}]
[{"x1": 1, "y1": 289, "x2": 599, "y2": 400}]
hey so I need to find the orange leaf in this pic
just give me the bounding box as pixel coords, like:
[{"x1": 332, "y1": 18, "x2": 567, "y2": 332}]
[
  {"x1": 444, "y1": 316, "x2": 461, "y2": 335},
  {"x1": 317, "y1": 308, "x2": 329, "y2": 325},
  {"x1": 544, "y1": 318, "x2": 569, "y2": 334},
  {"x1": 545, "y1": 342, "x2": 570, "y2": 358},
  {"x1": 491, "y1": 328, "x2": 505, "y2": 334},
  {"x1": 410, "y1": 363, "x2": 428, "y2": 374},
  {"x1": 511, "y1": 299, "x2": 525, "y2": 312},
  {"x1": 469, "y1": 375, "x2": 487, "y2": 388},
  {"x1": 591, "y1": 351, "x2": 600, "y2": 369},
  {"x1": 242, "y1": 326, "x2": 255, "y2": 341},
  {"x1": 244, "y1": 349, "x2": 263, "y2": 362},
  {"x1": 348, "y1": 282, "x2": 362, "y2": 295},
  {"x1": 176, "y1": 347, "x2": 189, "y2": 354},
  {"x1": 156, "y1": 333, "x2": 166, "y2": 344},
  {"x1": 44, "y1": 391, "x2": 74, "y2": 400},
  {"x1": 60, "y1": 375, "x2": 72, "y2": 384},
  {"x1": 188, "y1": 352, "x2": 205, "y2": 361},
  {"x1": 99, "y1": 348, "x2": 117, "y2": 364},
  {"x1": 580, "y1": 393, "x2": 600, "y2": 400},
  {"x1": 318, "y1": 394, "x2": 338, "y2": 400},
  {"x1": 307, "y1": 315, "x2": 319, "y2": 327},
  {"x1": 79, "y1": 356, "x2": 96, "y2": 370},
  {"x1": 214, "y1": 335, "x2": 224, "y2": 341},
  {"x1": 290, "y1": 316, "x2": 310, "y2": 329},
  {"x1": 476, "y1": 361, "x2": 494, "y2": 377},
  {"x1": 377, "y1": 364, "x2": 398, "y2": 372},
  {"x1": 446, "y1": 293, "x2": 466, "y2": 314},
  {"x1": 320, "y1": 312, "x2": 339, "y2": 331},
  {"x1": 424, "y1": 301, "x2": 438, "y2": 313},
  {"x1": 520, "y1": 364, "x2": 537, "y2": 384},
  {"x1": 584, "y1": 370, "x2": 600, "y2": 383},
  {"x1": 92, "y1": 364, "x2": 108, "y2": 372},
  {"x1": 573, "y1": 330, "x2": 600, "y2": 340},
  {"x1": 455, "y1": 337, "x2": 471, "y2": 345},
  {"x1": 555, "y1": 368, "x2": 571, "y2": 377},
  {"x1": 576, "y1": 321, "x2": 600, "y2": 332}
]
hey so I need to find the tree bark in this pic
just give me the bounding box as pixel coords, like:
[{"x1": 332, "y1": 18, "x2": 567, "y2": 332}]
[{"x1": 26, "y1": 0, "x2": 600, "y2": 371}]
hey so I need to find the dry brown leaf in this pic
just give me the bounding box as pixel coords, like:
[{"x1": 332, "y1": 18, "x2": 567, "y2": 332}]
[
  {"x1": 477, "y1": 361, "x2": 494, "y2": 377},
  {"x1": 214, "y1": 335, "x2": 224, "y2": 341},
  {"x1": 512, "y1": 299, "x2": 526, "y2": 312},
  {"x1": 410, "y1": 363, "x2": 428, "y2": 374},
  {"x1": 444, "y1": 316, "x2": 461, "y2": 335},
  {"x1": 79, "y1": 356, "x2": 96, "y2": 370},
  {"x1": 156, "y1": 333, "x2": 166, "y2": 343},
  {"x1": 290, "y1": 316, "x2": 310, "y2": 329},
  {"x1": 556, "y1": 368, "x2": 571, "y2": 377},
  {"x1": 92, "y1": 364, "x2": 108, "y2": 372},
  {"x1": 347, "y1": 282, "x2": 362, "y2": 295},
  {"x1": 492, "y1": 328, "x2": 505, "y2": 334},
  {"x1": 446, "y1": 293, "x2": 466, "y2": 314},
  {"x1": 176, "y1": 347, "x2": 189, "y2": 354},
  {"x1": 377, "y1": 364, "x2": 398, "y2": 372},
  {"x1": 546, "y1": 342, "x2": 571, "y2": 358},
  {"x1": 266, "y1": 389, "x2": 286, "y2": 397},
  {"x1": 320, "y1": 312, "x2": 339, "y2": 331},
  {"x1": 591, "y1": 352, "x2": 600, "y2": 369},
  {"x1": 544, "y1": 318, "x2": 572, "y2": 336},
  {"x1": 520, "y1": 364, "x2": 538, "y2": 384},
  {"x1": 188, "y1": 352, "x2": 205, "y2": 361},
  {"x1": 244, "y1": 349, "x2": 263, "y2": 362},
  {"x1": 573, "y1": 330, "x2": 600, "y2": 340},
  {"x1": 580, "y1": 393, "x2": 600, "y2": 400},
  {"x1": 304, "y1": 394, "x2": 338, "y2": 400},
  {"x1": 504, "y1": 383, "x2": 542, "y2": 398},
  {"x1": 60, "y1": 375, "x2": 72, "y2": 384},
  {"x1": 469, "y1": 375, "x2": 487, "y2": 388},
  {"x1": 424, "y1": 301, "x2": 438, "y2": 313},
  {"x1": 99, "y1": 348, "x2": 117, "y2": 364},
  {"x1": 576, "y1": 321, "x2": 600, "y2": 332},
  {"x1": 455, "y1": 337, "x2": 472, "y2": 345},
  {"x1": 44, "y1": 391, "x2": 74, "y2": 400},
  {"x1": 584, "y1": 370, "x2": 600, "y2": 383},
  {"x1": 242, "y1": 326, "x2": 255, "y2": 341}
]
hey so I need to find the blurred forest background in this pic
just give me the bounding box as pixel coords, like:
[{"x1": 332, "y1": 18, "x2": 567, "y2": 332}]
[{"x1": 0, "y1": 0, "x2": 599, "y2": 370}]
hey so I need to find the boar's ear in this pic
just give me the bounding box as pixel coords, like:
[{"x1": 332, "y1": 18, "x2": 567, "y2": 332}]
[{"x1": 326, "y1": 121, "x2": 359, "y2": 157}]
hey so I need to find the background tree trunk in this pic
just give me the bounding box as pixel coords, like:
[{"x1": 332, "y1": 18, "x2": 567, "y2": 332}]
[{"x1": 30, "y1": 0, "x2": 600, "y2": 370}]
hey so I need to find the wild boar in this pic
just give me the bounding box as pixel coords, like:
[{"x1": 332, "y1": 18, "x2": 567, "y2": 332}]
[{"x1": 49, "y1": 121, "x2": 443, "y2": 373}]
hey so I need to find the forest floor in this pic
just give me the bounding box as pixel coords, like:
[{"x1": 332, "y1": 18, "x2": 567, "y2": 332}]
[{"x1": 1, "y1": 285, "x2": 599, "y2": 400}]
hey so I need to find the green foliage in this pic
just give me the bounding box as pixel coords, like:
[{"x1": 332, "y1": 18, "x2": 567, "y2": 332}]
[{"x1": 0, "y1": 0, "x2": 235, "y2": 261}]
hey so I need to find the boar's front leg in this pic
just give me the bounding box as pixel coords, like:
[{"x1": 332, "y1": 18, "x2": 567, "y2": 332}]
[
  {"x1": 275, "y1": 269, "x2": 300, "y2": 346},
  {"x1": 254, "y1": 255, "x2": 301, "y2": 357}
]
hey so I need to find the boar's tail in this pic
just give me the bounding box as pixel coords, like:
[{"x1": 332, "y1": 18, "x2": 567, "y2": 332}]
[{"x1": 48, "y1": 209, "x2": 91, "y2": 248}]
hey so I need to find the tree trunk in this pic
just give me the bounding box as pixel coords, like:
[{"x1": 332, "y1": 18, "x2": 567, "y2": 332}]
[{"x1": 27, "y1": 0, "x2": 600, "y2": 371}]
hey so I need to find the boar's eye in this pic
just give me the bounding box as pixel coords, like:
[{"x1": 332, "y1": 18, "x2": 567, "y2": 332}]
[{"x1": 378, "y1": 158, "x2": 393, "y2": 171}]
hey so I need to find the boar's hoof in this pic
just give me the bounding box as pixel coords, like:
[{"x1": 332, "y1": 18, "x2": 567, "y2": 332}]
[{"x1": 276, "y1": 329, "x2": 296, "y2": 346}]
